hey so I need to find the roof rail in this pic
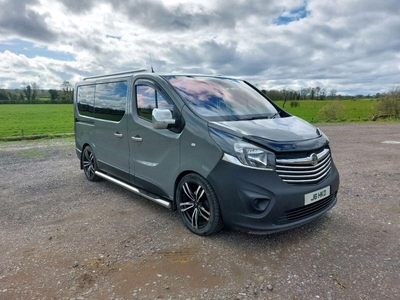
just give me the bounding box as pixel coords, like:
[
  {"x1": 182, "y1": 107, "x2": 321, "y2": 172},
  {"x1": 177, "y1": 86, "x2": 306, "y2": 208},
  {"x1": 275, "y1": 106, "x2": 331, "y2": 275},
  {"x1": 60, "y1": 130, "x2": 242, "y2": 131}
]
[{"x1": 83, "y1": 68, "x2": 147, "y2": 81}]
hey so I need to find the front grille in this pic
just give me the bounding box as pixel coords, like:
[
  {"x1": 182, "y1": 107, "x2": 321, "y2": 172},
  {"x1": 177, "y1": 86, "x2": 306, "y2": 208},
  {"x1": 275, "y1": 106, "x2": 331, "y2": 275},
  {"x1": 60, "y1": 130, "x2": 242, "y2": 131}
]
[
  {"x1": 276, "y1": 148, "x2": 332, "y2": 184},
  {"x1": 276, "y1": 194, "x2": 335, "y2": 225}
]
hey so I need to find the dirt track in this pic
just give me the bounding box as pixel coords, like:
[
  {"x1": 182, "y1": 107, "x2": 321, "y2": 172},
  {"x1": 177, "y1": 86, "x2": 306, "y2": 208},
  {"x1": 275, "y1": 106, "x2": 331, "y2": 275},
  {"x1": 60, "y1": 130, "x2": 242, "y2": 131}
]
[{"x1": 0, "y1": 123, "x2": 399, "y2": 299}]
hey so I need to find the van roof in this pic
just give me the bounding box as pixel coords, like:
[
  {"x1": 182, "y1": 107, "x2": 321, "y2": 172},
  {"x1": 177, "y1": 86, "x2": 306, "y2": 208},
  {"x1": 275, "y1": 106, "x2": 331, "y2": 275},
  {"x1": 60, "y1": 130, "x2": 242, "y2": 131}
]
[
  {"x1": 83, "y1": 68, "x2": 147, "y2": 81},
  {"x1": 81, "y1": 69, "x2": 236, "y2": 83}
]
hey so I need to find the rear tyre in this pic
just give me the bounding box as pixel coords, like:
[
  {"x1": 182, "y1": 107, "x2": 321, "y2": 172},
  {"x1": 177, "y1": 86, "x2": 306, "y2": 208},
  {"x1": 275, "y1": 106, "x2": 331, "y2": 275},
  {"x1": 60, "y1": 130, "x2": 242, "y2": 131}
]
[
  {"x1": 176, "y1": 174, "x2": 224, "y2": 236},
  {"x1": 82, "y1": 146, "x2": 100, "y2": 181}
]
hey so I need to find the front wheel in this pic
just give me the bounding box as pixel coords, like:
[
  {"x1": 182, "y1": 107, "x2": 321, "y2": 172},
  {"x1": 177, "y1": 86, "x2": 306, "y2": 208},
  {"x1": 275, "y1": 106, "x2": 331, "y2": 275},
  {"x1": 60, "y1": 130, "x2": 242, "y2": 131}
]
[
  {"x1": 82, "y1": 145, "x2": 100, "y2": 181},
  {"x1": 176, "y1": 174, "x2": 223, "y2": 236}
]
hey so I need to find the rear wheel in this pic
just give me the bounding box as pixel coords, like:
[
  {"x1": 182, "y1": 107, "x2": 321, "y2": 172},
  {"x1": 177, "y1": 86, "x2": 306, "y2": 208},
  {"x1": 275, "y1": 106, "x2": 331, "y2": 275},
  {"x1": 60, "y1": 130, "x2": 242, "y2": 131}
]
[
  {"x1": 176, "y1": 174, "x2": 223, "y2": 236},
  {"x1": 82, "y1": 146, "x2": 100, "y2": 181}
]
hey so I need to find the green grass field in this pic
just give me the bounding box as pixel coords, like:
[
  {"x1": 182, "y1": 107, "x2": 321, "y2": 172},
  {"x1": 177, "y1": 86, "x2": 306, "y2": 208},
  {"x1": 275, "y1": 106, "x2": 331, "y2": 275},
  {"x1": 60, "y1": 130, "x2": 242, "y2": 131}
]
[
  {"x1": 0, "y1": 104, "x2": 74, "y2": 137},
  {"x1": 0, "y1": 100, "x2": 395, "y2": 138},
  {"x1": 274, "y1": 99, "x2": 377, "y2": 123}
]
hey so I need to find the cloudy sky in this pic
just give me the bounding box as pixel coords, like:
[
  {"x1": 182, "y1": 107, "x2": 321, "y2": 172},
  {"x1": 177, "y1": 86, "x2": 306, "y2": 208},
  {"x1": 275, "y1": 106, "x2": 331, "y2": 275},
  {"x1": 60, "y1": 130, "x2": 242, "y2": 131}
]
[{"x1": 0, "y1": 0, "x2": 399, "y2": 95}]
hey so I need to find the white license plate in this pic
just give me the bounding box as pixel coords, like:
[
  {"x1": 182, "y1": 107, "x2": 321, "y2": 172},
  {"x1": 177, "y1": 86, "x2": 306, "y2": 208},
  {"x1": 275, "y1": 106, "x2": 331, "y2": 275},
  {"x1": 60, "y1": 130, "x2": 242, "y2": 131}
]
[{"x1": 304, "y1": 186, "x2": 330, "y2": 206}]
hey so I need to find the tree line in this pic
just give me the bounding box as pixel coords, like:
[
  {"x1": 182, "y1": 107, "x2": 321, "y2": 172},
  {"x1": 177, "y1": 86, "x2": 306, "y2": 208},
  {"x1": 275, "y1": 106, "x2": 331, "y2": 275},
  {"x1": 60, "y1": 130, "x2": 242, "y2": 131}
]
[
  {"x1": 261, "y1": 87, "x2": 381, "y2": 100},
  {"x1": 261, "y1": 87, "x2": 385, "y2": 108},
  {"x1": 0, "y1": 82, "x2": 391, "y2": 106},
  {"x1": 0, "y1": 81, "x2": 74, "y2": 104}
]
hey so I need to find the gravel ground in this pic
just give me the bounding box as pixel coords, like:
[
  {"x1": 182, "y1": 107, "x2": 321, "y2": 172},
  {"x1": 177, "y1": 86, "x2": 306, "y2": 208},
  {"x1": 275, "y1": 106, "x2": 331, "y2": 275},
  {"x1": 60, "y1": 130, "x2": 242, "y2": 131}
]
[{"x1": 0, "y1": 123, "x2": 399, "y2": 300}]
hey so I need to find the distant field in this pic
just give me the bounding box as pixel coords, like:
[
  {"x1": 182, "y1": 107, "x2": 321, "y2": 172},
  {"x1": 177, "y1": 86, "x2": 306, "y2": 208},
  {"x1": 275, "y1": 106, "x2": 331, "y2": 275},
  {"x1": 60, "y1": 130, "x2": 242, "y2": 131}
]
[
  {"x1": 0, "y1": 100, "x2": 394, "y2": 138},
  {"x1": 0, "y1": 104, "x2": 73, "y2": 138},
  {"x1": 274, "y1": 99, "x2": 376, "y2": 123}
]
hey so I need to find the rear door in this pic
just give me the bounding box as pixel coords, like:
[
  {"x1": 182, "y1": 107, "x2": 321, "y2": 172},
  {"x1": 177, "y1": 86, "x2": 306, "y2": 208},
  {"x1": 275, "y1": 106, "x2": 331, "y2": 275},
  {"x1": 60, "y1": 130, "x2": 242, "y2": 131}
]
[
  {"x1": 128, "y1": 79, "x2": 181, "y2": 199},
  {"x1": 94, "y1": 80, "x2": 130, "y2": 181}
]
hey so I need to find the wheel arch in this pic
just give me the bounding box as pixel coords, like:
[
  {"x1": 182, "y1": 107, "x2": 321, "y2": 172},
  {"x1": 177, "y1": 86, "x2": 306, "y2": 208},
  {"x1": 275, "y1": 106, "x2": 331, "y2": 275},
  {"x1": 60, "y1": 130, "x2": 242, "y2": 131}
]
[
  {"x1": 174, "y1": 171, "x2": 224, "y2": 235},
  {"x1": 173, "y1": 170, "x2": 221, "y2": 215},
  {"x1": 173, "y1": 170, "x2": 197, "y2": 210}
]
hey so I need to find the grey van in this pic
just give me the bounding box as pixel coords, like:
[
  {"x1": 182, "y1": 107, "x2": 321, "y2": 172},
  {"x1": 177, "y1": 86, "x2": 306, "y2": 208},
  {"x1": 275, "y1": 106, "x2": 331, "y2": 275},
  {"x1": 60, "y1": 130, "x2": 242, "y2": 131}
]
[{"x1": 74, "y1": 70, "x2": 339, "y2": 236}]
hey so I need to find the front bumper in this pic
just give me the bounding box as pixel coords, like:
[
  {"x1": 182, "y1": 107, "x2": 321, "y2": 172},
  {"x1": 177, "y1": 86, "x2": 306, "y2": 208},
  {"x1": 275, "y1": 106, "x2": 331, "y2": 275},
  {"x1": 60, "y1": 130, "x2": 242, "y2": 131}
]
[{"x1": 206, "y1": 159, "x2": 340, "y2": 234}]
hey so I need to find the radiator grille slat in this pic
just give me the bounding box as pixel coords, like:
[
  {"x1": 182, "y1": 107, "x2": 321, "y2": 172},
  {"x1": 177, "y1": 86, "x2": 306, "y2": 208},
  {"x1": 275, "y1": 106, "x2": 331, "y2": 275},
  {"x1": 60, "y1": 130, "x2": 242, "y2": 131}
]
[{"x1": 276, "y1": 148, "x2": 332, "y2": 184}]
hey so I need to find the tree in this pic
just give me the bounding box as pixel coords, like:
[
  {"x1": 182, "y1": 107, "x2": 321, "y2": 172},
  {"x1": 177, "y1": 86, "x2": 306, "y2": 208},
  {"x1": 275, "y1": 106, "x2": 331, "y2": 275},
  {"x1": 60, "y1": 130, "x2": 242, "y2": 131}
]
[
  {"x1": 7, "y1": 92, "x2": 18, "y2": 102},
  {"x1": 23, "y1": 85, "x2": 32, "y2": 102},
  {"x1": 310, "y1": 88, "x2": 315, "y2": 100},
  {"x1": 262, "y1": 89, "x2": 284, "y2": 101},
  {"x1": 315, "y1": 86, "x2": 321, "y2": 99},
  {"x1": 329, "y1": 89, "x2": 337, "y2": 99},
  {"x1": 18, "y1": 92, "x2": 25, "y2": 102},
  {"x1": 320, "y1": 88, "x2": 327, "y2": 100},
  {"x1": 48, "y1": 89, "x2": 59, "y2": 102},
  {"x1": 300, "y1": 88, "x2": 310, "y2": 100},
  {"x1": 31, "y1": 83, "x2": 38, "y2": 102},
  {"x1": 0, "y1": 89, "x2": 8, "y2": 101},
  {"x1": 23, "y1": 83, "x2": 38, "y2": 103},
  {"x1": 281, "y1": 88, "x2": 289, "y2": 107},
  {"x1": 61, "y1": 81, "x2": 74, "y2": 102}
]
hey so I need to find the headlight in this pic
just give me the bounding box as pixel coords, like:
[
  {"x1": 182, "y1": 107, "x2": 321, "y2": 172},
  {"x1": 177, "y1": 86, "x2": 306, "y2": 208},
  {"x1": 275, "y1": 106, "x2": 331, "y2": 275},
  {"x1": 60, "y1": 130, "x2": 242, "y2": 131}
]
[
  {"x1": 234, "y1": 142, "x2": 272, "y2": 168},
  {"x1": 209, "y1": 128, "x2": 275, "y2": 171}
]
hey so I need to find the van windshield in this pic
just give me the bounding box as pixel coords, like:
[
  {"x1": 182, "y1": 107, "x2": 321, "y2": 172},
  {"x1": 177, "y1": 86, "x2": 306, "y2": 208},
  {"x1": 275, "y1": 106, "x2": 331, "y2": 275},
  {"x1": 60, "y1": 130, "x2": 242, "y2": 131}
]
[{"x1": 163, "y1": 75, "x2": 278, "y2": 121}]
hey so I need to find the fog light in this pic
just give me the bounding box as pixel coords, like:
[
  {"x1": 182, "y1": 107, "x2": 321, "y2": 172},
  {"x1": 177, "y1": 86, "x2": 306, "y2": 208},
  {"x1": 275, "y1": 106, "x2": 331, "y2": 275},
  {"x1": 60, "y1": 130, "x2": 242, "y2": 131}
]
[{"x1": 253, "y1": 198, "x2": 270, "y2": 211}]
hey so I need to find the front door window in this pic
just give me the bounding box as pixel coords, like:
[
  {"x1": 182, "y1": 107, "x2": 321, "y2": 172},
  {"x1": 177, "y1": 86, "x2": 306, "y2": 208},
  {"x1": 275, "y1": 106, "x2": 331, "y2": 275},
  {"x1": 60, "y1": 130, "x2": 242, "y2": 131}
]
[{"x1": 136, "y1": 85, "x2": 174, "y2": 121}]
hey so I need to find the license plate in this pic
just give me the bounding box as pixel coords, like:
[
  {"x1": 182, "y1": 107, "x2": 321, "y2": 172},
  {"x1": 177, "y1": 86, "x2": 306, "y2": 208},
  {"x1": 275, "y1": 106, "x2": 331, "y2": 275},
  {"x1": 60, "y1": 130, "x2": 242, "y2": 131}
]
[{"x1": 304, "y1": 186, "x2": 330, "y2": 206}]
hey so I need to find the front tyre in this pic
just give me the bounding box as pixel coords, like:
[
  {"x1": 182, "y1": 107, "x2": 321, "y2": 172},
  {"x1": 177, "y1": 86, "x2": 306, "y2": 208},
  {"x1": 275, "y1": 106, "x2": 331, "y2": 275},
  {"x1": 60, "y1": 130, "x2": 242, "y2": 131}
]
[
  {"x1": 176, "y1": 174, "x2": 224, "y2": 236},
  {"x1": 82, "y1": 145, "x2": 100, "y2": 181}
]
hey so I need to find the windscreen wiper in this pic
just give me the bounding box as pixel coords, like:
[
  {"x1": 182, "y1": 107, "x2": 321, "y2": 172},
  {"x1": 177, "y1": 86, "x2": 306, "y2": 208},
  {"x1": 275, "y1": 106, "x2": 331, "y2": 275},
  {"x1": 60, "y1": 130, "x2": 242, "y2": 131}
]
[
  {"x1": 247, "y1": 115, "x2": 268, "y2": 120},
  {"x1": 269, "y1": 112, "x2": 281, "y2": 119}
]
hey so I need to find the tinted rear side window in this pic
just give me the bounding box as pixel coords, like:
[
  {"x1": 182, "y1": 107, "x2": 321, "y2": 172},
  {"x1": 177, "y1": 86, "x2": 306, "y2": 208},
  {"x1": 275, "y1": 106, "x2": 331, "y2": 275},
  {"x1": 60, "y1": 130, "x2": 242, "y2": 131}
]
[
  {"x1": 77, "y1": 85, "x2": 95, "y2": 118},
  {"x1": 95, "y1": 81, "x2": 128, "y2": 122}
]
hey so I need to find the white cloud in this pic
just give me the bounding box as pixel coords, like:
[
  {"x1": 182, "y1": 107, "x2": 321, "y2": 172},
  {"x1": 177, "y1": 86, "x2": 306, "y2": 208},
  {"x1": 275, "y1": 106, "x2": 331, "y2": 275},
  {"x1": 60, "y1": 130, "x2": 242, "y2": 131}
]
[{"x1": 0, "y1": 0, "x2": 399, "y2": 94}]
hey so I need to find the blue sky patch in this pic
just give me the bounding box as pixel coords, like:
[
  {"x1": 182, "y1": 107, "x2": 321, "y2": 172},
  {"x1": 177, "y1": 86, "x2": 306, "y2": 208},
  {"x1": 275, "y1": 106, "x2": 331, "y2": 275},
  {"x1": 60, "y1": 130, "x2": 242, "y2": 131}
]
[
  {"x1": 106, "y1": 35, "x2": 122, "y2": 40},
  {"x1": 274, "y1": 5, "x2": 308, "y2": 25},
  {"x1": 0, "y1": 39, "x2": 75, "y2": 61}
]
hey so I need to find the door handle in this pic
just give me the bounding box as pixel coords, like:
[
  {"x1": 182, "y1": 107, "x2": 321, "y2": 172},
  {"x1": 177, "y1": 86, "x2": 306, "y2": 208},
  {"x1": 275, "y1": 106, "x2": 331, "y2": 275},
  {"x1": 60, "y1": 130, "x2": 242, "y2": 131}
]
[
  {"x1": 114, "y1": 132, "x2": 123, "y2": 138},
  {"x1": 132, "y1": 135, "x2": 143, "y2": 142}
]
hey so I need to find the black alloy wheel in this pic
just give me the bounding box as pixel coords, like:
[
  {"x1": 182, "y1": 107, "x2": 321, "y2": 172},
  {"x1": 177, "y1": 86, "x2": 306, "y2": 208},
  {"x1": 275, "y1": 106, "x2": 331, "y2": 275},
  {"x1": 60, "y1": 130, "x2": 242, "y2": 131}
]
[
  {"x1": 176, "y1": 174, "x2": 223, "y2": 236},
  {"x1": 82, "y1": 145, "x2": 100, "y2": 181}
]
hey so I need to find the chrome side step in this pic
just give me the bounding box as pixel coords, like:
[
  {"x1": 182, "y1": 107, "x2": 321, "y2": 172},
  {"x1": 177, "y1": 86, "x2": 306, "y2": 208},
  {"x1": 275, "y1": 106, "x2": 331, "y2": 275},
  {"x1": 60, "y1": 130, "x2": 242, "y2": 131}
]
[{"x1": 95, "y1": 171, "x2": 172, "y2": 209}]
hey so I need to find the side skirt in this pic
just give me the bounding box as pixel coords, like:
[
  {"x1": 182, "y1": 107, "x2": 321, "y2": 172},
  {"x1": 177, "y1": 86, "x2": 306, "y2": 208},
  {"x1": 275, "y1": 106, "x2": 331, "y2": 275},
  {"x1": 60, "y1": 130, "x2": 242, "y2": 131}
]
[{"x1": 95, "y1": 171, "x2": 172, "y2": 209}]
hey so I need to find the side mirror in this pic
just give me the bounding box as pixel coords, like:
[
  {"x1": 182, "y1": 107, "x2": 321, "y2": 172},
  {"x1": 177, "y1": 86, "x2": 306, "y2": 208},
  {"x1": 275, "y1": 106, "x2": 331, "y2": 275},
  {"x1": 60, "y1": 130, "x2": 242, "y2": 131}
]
[{"x1": 152, "y1": 108, "x2": 176, "y2": 129}]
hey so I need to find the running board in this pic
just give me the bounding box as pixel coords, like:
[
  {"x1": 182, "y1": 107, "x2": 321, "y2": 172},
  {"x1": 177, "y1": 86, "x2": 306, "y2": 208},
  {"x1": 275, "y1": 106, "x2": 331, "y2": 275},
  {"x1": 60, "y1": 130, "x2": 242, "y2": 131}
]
[{"x1": 95, "y1": 171, "x2": 172, "y2": 209}]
